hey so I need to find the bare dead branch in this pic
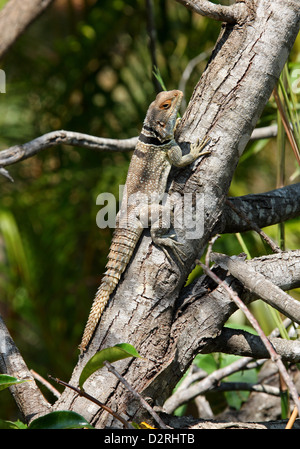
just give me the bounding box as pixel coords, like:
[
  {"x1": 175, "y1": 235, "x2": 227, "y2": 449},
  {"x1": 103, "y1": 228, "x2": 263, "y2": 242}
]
[
  {"x1": 175, "y1": 0, "x2": 248, "y2": 24},
  {"x1": 250, "y1": 124, "x2": 278, "y2": 140},
  {"x1": 0, "y1": 125, "x2": 278, "y2": 171},
  {"x1": 210, "y1": 252, "x2": 300, "y2": 324},
  {"x1": 0, "y1": 130, "x2": 137, "y2": 168},
  {"x1": 198, "y1": 261, "x2": 300, "y2": 418},
  {"x1": 163, "y1": 353, "x2": 254, "y2": 414},
  {"x1": 165, "y1": 319, "x2": 298, "y2": 414},
  {"x1": 0, "y1": 167, "x2": 14, "y2": 182},
  {"x1": 206, "y1": 327, "x2": 300, "y2": 363}
]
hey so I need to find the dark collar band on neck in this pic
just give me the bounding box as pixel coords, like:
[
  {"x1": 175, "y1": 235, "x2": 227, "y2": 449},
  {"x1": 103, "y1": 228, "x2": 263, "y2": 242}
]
[{"x1": 138, "y1": 132, "x2": 170, "y2": 147}]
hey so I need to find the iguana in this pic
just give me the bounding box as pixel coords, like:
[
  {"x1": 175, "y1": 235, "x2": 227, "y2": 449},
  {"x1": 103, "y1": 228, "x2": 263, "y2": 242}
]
[{"x1": 79, "y1": 89, "x2": 210, "y2": 353}]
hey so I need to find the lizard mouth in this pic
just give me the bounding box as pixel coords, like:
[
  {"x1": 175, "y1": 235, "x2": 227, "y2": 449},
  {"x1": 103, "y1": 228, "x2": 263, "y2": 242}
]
[{"x1": 164, "y1": 91, "x2": 183, "y2": 137}]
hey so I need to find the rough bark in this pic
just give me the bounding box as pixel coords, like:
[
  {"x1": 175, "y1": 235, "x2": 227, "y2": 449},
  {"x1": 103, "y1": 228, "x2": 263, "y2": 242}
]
[
  {"x1": 48, "y1": 0, "x2": 300, "y2": 428},
  {"x1": 0, "y1": 315, "x2": 51, "y2": 421}
]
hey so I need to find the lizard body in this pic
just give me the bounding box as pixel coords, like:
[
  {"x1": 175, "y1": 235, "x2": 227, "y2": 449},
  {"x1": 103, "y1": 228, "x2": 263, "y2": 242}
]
[{"x1": 79, "y1": 90, "x2": 210, "y2": 353}]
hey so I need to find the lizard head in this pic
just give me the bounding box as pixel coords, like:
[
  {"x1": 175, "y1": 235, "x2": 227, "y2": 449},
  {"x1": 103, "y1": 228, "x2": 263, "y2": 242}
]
[{"x1": 143, "y1": 90, "x2": 183, "y2": 142}]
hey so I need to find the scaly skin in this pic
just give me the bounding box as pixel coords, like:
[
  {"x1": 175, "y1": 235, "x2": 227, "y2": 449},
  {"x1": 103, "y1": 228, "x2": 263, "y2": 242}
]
[{"x1": 79, "y1": 90, "x2": 210, "y2": 353}]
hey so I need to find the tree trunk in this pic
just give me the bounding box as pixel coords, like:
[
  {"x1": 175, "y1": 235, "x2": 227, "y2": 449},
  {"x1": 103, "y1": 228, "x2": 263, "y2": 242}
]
[{"x1": 49, "y1": 0, "x2": 300, "y2": 427}]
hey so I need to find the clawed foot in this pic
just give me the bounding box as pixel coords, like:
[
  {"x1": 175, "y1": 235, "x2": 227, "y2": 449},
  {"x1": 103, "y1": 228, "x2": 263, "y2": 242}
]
[
  {"x1": 154, "y1": 235, "x2": 185, "y2": 266},
  {"x1": 174, "y1": 117, "x2": 182, "y2": 134},
  {"x1": 190, "y1": 136, "x2": 211, "y2": 160}
]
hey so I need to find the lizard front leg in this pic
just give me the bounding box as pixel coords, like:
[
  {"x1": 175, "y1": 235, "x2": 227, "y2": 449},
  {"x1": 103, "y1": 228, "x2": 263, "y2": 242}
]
[
  {"x1": 167, "y1": 136, "x2": 211, "y2": 168},
  {"x1": 142, "y1": 136, "x2": 211, "y2": 264}
]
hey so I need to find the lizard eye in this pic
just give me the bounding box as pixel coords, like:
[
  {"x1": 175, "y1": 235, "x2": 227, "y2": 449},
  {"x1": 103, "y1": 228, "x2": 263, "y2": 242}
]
[{"x1": 159, "y1": 99, "x2": 172, "y2": 110}]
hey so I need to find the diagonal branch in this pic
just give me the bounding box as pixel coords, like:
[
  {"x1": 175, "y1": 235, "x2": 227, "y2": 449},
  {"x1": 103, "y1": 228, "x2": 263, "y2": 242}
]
[
  {"x1": 210, "y1": 252, "x2": 300, "y2": 324},
  {"x1": 0, "y1": 314, "x2": 50, "y2": 422},
  {"x1": 198, "y1": 261, "x2": 300, "y2": 418}
]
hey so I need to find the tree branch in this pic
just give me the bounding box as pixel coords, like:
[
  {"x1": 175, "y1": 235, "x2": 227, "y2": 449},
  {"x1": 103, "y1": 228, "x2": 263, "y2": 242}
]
[
  {"x1": 163, "y1": 352, "x2": 254, "y2": 414},
  {"x1": 205, "y1": 327, "x2": 300, "y2": 363},
  {"x1": 210, "y1": 252, "x2": 300, "y2": 324},
  {"x1": 0, "y1": 314, "x2": 50, "y2": 422},
  {"x1": 167, "y1": 250, "x2": 300, "y2": 403},
  {"x1": 6, "y1": 0, "x2": 299, "y2": 428},
  {"x1": 0, "y1": 125, "x2": 275, "y2": 169},
  {"x1": 174, "y1": 0, "x2": 248, "y2": 24},
  {"x1": 0, "y1": 130, "x2": 137, "y2": 168},
  {"x1": 198, "y1": 261, "x2": 300, "y2": 417},
  {"x1": 221, "y1": 183, "x2": 300, "y2": 234},
  {"x1": 164, "y1": 321, "x2": 299, "y2": 415}
]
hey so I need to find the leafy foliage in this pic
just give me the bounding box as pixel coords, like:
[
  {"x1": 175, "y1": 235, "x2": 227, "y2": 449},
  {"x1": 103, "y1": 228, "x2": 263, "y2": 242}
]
[{"x1": 0, "y1": 374, "x2": 30, "y2": 391}]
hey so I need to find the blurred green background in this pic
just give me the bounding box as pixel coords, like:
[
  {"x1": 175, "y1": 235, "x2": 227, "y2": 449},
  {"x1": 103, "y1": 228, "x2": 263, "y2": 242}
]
[{"x1": 0, "y1": 0, "x2": 299, "y2": 420}]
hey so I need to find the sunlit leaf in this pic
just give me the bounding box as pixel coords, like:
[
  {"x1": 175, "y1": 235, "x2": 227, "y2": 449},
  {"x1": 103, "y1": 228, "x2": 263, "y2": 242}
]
[
  {"x1": 79, "y1": 343, "x2": 141, "y2": 389},
  {"x1": 0, "y1": 419, "x2": 27, "y2": 429},
  {"x1": 0, "y1": 374, "x2": 30, "y2": 391}
]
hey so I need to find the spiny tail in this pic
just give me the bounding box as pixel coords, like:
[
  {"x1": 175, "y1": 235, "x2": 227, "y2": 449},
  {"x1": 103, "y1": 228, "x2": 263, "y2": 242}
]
[{"x1": 79, "y1": 227, "x2": 141, "y2": 353}]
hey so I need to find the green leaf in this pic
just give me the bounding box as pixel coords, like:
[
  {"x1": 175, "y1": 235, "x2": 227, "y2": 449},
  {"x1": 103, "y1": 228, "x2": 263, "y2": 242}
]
[
  {"x1": 193, "y1": 354, "x2": 218, "y2": 375},
  {"x1": 0, "y1": 419, "x2": 27, "y2": 429},
  {"x1": 0, "y1": 374, "x2": 30, "y2": 391},
  {"x1": 28, "y1": 411, "x2": 93, "y2": 429},
  {"x1": 79, "y1": 343, "x2": 141, "y2": 389}
]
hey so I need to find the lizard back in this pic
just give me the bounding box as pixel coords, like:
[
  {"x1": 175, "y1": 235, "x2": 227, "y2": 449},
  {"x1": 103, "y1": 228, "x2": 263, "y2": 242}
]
[{"x1": 79, "y1": 90, "x2": 183, "y2": 352}]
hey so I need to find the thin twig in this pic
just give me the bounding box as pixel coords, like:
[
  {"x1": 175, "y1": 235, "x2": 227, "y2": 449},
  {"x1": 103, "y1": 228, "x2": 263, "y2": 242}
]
[
  {"x1": 0, "y1": 166, "x2": 14, "y2": 182},
  {"x1": 103, "y1": 360, "x2": 169, "y2": 429},
  {"x1": 198, "y1": 261, "x2": 300, "y2": 418},
  {"x1": 31, "y1": 370, "x2": 61, "y2": 399},
  {"x1": 212, "y1": 382, "x2": 281, "y2": 397},
  {"x1": 205, "y1": 234, "x2": 220, "y2": 266},
  {"x1": 286, "y1": 401, "x2": 300, "y2": 429},
  {"x1": 273, "y1": 87, "x2": 300, "y2": 166},
  {"x1": 48, "y1": 375, "x2": 134, "y2": 429},
  {"x1": 225, "y1": 198, "x2": 281, "y2": 253}
]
